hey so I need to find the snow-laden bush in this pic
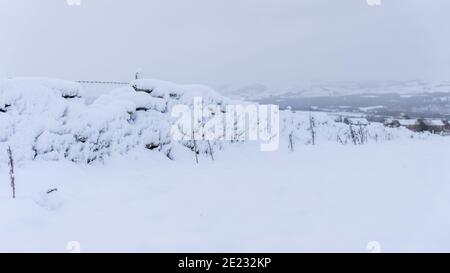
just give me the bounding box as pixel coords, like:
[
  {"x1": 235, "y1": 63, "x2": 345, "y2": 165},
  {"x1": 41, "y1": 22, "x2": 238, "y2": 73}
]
[{"x1": 132, "y1": 79, "x2": 237, "y2": 158}]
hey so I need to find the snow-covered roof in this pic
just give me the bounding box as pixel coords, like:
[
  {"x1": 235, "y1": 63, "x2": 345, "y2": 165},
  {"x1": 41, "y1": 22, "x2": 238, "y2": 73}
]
[
  {"x1": 424, "y1": 120, "x2": 445, "y2": 126},
  {"x1": 384, "y1": 118, "x2": 395, "y2": 124},
  {"x1": 398, "y1": 119, "x2": 417, "y2": 126}
]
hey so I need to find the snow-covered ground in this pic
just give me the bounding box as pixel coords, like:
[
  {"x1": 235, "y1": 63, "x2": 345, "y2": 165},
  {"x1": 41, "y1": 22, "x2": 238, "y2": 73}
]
[
  {"x1": 1, "y1": 78, "x2": 450, "y2": 253},
  {"x1": 1, "y1": 139, "x2": 450, "y2": 253}
]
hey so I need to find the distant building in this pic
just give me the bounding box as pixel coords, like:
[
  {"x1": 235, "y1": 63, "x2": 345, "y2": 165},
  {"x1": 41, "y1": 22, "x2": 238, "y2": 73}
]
[
  {"x1": 384, "y1": 119, "x2": 401, "y2": 128},
  {"x1": 423, "y1": 119, "x2": 448, "y2": 133},
  {"x1": 384, "y1": 118, "x2": 450, "y2": 133},
  {"x1": 444, "y1": 120, "x2": 450, "y2": 131},
  {"x1": 400, "y1": 119, "x2": 422, "y2": 131},
  {"x1": 385, "y1": 119, "x2": 419, "y2": 130}
]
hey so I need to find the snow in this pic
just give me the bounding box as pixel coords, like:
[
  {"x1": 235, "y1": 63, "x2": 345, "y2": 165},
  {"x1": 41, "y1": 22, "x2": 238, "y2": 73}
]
[
  {"x1": 132, "y1": 79, "x2": 232, "y2": 106},
  {"x1": 424, "y1": 120, "x2": 445, "y2": 127},
  {"x1": 0, "y1": 78, "x2": 233, "y2": 163},
  {"x1": 398, "y1": 119, "x2": 418, "y2": 126},
  {"x1": 359, "y1": 105, "x2": 384, "y2": 112},
  {"x1": 110, "y1": 86, "x2": 168, "y2": 113},
  {"x1": 1, "y1": 139, "x2": 450, "y2": 252},
  {"x1": 9, "y1": 77, "x2": 82, "y2": 98},
  {"x1": 0, "y1": 77, "x2": 424, "y2": 164},
  {"x1": 1, "y1": 77, "x2": 449, "y2": 252},
  {"x1": 0, "y1": 77, "x2": 438, "y2": 162},
  {"x1": 217, "y1": 80, "x2": 450, "y2": 100}
]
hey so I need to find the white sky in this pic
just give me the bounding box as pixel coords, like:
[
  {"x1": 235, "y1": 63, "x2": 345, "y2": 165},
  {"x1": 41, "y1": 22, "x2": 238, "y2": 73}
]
[{"x1": 1, "y1": 0, "x2": 450, "y2": 85}]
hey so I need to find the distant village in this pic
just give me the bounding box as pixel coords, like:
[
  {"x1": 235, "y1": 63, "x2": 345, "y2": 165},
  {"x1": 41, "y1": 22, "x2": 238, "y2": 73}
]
[{"x1": 339, "y1": 116, "x2": 450, "y2": 135}]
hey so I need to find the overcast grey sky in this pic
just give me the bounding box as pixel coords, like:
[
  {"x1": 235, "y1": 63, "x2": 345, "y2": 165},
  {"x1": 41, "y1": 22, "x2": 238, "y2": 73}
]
[{"x1": 1, "y1": 0, "x2": 450, "y2": 85}]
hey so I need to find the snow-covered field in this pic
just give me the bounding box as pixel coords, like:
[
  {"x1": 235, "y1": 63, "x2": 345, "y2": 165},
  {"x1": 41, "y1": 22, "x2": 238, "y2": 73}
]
[
  {"x1": 1, "y1": 78, "x2": 450, "y2": 253},
  {"x1": 1, "y1": 140, "x2": 450, "y2": 253}
]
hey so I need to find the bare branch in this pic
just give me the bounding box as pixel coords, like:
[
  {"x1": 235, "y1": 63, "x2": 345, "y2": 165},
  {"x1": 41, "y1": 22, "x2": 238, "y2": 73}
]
[{"x1": 7, "y1": 146, "x2": 15, "y2": 199}]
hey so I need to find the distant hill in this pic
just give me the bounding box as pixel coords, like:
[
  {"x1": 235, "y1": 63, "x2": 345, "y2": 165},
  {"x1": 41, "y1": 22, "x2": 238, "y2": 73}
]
[{"x1": 216, "y1": 81, "x2": 450, "y2": 100}]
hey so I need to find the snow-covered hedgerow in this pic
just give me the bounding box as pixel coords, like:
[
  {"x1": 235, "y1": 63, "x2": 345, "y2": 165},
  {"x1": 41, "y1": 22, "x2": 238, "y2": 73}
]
[
  {"x1": 0, "y1": 79, "x2": 164, "y2": 163},
  {"x1": 0, "y1": 78, "x2": 234, "y2": 164},
  {"x1": 0, "y1": 78, "x2": 439, "y2": 164}
]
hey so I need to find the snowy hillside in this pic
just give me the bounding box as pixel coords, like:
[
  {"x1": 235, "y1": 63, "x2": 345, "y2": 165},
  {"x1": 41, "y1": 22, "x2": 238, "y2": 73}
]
[
  {"x1": 1, "y1": 78, "x2": 449, "y2": 253},
  {"x1": 217, "y1": 81, "x2": 450, "y2": 100}
]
